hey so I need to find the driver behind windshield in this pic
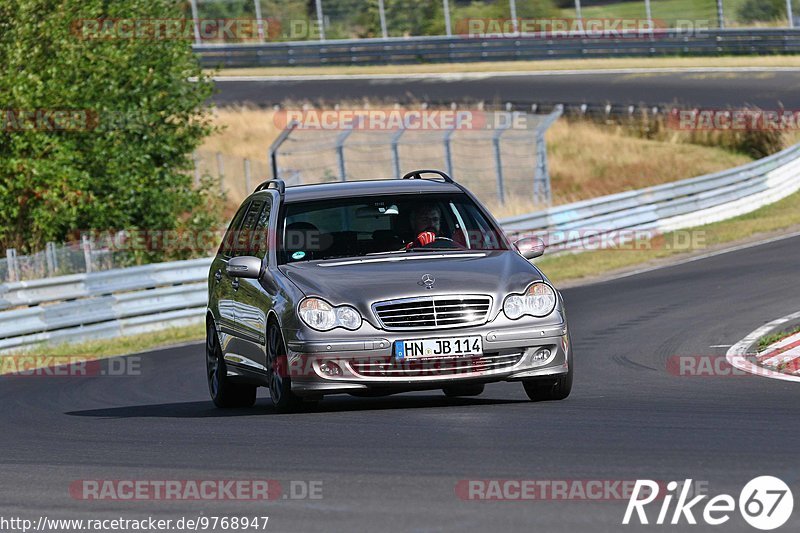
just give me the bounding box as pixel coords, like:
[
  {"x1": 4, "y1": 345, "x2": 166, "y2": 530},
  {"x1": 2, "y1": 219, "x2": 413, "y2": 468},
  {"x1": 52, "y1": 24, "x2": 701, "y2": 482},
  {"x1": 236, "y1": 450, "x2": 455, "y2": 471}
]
[
  {"x1": 405, "y1": 204, "x2": 468, "y2": 249},
  {"x1": 406, "y1": 204, "x2": 442, "y2": 249}
]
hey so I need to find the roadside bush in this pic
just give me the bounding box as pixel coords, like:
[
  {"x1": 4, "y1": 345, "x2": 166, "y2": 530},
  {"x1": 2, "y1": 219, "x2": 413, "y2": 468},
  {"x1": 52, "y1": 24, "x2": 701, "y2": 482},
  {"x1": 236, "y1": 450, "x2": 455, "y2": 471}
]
[
  {"x1": 0, "y1": 0, "x2": 220, "y2": 259},
  {"x1": 579, "y1": 108, "x2": 789, "y2": 160}
]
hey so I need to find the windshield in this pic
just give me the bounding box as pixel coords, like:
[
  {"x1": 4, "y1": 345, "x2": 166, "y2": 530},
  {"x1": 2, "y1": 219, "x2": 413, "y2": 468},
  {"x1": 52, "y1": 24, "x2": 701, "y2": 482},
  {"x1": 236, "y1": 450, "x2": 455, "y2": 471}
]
[{"x1": 279, "y1": 193, "x2": 507, "y2": 264}]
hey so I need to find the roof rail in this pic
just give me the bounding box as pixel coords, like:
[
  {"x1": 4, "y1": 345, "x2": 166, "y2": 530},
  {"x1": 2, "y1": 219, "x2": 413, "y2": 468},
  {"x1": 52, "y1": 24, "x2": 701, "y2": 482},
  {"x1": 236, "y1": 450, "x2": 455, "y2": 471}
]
[
  {"x1": 401, "y1": 169, "x2": 455, "y2": 183},
  {"x1": 254, "y1": 178, "x2": 286, "y2": 196}
]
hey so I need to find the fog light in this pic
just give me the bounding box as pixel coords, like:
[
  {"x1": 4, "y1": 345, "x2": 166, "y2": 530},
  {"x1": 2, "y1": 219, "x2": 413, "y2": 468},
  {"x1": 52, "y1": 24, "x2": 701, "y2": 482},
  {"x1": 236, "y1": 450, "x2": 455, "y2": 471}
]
[
  {"x1": 525, "y1": 347, "x2": 555, "y2": 367},
  {"x1": 319, "y1": 361, "x2": 342, "y2": 377}
]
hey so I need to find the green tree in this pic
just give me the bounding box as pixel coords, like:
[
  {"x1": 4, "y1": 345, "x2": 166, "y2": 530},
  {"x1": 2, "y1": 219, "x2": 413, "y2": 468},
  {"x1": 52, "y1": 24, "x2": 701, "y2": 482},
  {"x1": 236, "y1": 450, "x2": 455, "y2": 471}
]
[{"x1": 0, "y1": 0, "x2": 218, "y2": 259}]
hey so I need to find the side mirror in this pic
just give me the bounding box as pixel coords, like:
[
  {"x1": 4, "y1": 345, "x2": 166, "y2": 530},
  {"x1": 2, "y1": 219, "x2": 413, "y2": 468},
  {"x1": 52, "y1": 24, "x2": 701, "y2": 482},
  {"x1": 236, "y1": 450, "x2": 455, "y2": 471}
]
[
  {"x1": 226, "y1": 256, "x2": 263, "y2": 279},
  {"x1": 514, "y1": 237, "x2": 545, "y2": 260}
]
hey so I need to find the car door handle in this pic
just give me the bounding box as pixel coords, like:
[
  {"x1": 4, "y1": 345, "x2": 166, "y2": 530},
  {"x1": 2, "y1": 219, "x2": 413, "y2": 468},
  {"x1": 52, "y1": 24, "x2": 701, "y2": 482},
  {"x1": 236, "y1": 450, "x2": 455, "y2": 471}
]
[
  {"x1": 214, "y1": 270, "x2": 222, "y2": 283},
  {"x1": 231, "y1": 279, "x2": 239, "y2": 291}
]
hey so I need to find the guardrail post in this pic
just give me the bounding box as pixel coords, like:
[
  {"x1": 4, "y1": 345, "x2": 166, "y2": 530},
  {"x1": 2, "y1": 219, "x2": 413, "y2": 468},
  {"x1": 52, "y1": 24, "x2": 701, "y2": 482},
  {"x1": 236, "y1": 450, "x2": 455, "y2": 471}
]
[
  {"x1": 443, "y1": 124, "x2": 457, "y2": 179},
  {"x1": 509, "y1": 0, "x2": 519, "y2": 34},
  {"x1": 189, "y1": 0, "x2": 201, "y2": 45},
  {"x1": 269, "y1": 121, "x2": 298, "y2": 180},
  {"x1": 574, "y1": 0, "x2": 583, "y2": 33},
  {"x1": 45, "y1": 242, "x2": 56, "y2": 276},
  {"x1": 787, "y1": 0, "x2": 795, "y2": 29},
  {"x1": 533, "y1": 105, "x2": 563, "y2": 206},
  {"x1": 442, "y1": 0, "x2": 452, "y2": 36},
  {"x1": 492, "y1": 118, "x2": 511, "y2": 205},
  {"x1": 534, "y1": 131, "x2": 550, "y2": 206},
  {"x1": 334, "y1": 115, "x2": 361, "y2": 182},
  {"x1": 314, "y1": 0, "x2": 326, "y2": 41},
  {"x1": 390, "y1": 125, "x2": 405, "y2": 179},
  {"x1": 6, "y1": 248, "x2": 18, "y2": 282},
  {"x1": 253, "y1": 0, "x2": 265, "y2": 42},
  {"x1": 82, "y1": 235, "x2": 93, "y2": 274},
  {"x1": 336, "y1": 132, "x2": 351, "y2": 182},
  {"x1": 716, "y1": 0, "x2": 725, "y2": 29},
  {"x1": 378, "y1": 0, "x2": 388, "y2": 39}
]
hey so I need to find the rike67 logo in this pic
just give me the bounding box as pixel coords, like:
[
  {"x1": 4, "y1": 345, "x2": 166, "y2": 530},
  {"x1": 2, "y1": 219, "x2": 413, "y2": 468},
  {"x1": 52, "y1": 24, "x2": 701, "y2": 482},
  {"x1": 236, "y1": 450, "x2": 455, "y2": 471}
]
[{"x1": 623, "y1": 477, "x2": 793, "y2": 530}]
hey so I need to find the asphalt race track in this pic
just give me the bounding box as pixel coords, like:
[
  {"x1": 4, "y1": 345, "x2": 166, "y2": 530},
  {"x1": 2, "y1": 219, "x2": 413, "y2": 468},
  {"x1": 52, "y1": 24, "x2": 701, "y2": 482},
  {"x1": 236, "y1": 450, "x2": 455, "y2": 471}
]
[
  {"x1": 2, "y1": 234, "x2": 799, "y2": 532},
  {"x1": 212, "y1": 69, "x2": 800, "y2": 109}
]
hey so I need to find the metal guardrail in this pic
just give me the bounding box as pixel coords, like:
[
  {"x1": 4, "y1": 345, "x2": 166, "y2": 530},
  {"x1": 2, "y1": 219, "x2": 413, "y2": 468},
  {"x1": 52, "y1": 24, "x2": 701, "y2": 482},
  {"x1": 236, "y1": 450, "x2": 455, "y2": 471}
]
[
  {"x1": 0, "y1": 258, "x2": 212, "y2": 352},
  {"x1": 195, "y1": 29, "x2": 800, "y2": 68},
  {"x1": 1, "y1": 141, "x2": 799, "y2": 352},
  {"x1": 269, "y1": 108, "x2": 564, "y2": 207}
]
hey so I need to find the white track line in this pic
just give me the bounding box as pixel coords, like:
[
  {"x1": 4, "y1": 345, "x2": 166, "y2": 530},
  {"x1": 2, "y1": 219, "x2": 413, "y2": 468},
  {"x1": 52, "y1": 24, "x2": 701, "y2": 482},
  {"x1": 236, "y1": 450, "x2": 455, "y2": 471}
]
[
  {"x1": 212, "y1": 66, "x2": 800, "y2": 83},
  {"x1": 727, "y1": 311, "x2": 800, "y2": 383}
]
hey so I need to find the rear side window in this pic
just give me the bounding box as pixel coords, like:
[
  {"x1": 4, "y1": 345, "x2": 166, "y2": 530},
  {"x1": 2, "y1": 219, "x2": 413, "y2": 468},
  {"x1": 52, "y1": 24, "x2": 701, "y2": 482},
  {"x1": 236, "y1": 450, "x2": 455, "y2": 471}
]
[
  {"x1": 219, "y1": 203, "x2": 250, "y2": 258},
  {"x1": 219, "y1": 197, "x2": 272, "y2": 258},
  {"x1": 250, "y1": 198, "x2": 272, "y2": 258},
  {"x1": 233, "y1": 197, "x2": 269, "y2": 257}
]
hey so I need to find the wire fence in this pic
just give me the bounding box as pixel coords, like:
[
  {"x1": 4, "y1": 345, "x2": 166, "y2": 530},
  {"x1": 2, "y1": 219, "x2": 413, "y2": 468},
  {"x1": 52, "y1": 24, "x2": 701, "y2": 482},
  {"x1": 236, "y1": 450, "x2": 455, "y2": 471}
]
[
  {"x1": 186, "y1": 0, "x2": 800, "y2": 44},
  {"x1": 0, "y1": 239, "x2": 125, "y2": 283},
  {"x1": 269, "y1": 109, "x2": 562, "y2": 215},
  {"x1": 192, "y1": 150, "x2": 302, "y2": 206}
]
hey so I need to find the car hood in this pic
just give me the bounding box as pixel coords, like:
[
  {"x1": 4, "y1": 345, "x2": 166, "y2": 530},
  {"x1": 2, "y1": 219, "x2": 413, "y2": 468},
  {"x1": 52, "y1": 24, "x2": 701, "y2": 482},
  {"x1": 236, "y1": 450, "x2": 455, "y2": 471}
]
[{"x1": 278, "y1": 251, "x2": 545, "y2": 316}]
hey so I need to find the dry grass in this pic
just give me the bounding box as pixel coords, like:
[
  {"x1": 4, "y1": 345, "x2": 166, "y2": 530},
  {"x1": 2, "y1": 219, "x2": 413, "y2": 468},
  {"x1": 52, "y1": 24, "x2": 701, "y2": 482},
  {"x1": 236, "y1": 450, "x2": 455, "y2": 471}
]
[
  {"x1": 203, "y1": 106, "x2": 283, "y2": 160},
  {"x1": 545, "y1": 120, "x2": 752, "y2": 204},
  {"x1": 198, "y1": 107, "x2": 282, "y2": 206},
  {"x1": 211, "y1": 56, "x2": 800, "y2": 78},
  {"x1": 200, "y1": 106, "x2": 755, "y2": 216},
  {"x1": 2, "y1": 324, "x2": 205, "y2": 375}
]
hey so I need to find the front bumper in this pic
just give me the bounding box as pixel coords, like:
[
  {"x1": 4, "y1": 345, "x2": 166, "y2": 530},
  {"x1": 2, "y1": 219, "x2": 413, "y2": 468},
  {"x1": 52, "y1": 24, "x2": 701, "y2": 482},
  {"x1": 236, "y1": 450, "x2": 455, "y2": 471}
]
[{"x1": 285, "y1": 322, "x2": 570, "y2": 396}]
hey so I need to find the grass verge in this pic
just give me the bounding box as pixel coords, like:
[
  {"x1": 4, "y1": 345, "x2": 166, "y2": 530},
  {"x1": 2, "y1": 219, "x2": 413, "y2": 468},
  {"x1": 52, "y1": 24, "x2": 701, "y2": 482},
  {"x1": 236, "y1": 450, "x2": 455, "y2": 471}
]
[
  {"x1": 210, "y1": 55, "x2": 800, "y2": 78},
  {"x1": 758, "y1": 326, "x2": 800, "y2": 352},
  {"x1": 561, "y1": 0, "x2": 749, "y2": 23},
  {"x1": 535, "y1": 188, "x2": 800, "y2": 284},
  {"x1": 4, "y1": 323, "x2": 205, "y2": 364}
]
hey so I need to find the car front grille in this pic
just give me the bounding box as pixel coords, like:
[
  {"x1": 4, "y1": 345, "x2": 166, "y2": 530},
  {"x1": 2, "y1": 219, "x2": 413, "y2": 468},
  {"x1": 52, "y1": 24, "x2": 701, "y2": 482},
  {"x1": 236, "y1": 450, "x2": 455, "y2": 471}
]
[
  {"x1": 372, "y1": 295, "x2": 492, "y2": 330},
  {"x1": 350, "y1": 352, "x2": 523, "y2": 378}
]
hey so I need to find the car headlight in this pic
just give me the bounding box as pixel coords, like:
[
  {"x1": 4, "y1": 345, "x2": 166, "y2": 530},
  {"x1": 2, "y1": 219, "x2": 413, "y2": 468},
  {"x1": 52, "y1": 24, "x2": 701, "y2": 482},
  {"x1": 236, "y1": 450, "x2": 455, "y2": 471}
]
[
  {"x1": 503, "y1": 282, "x2": 557, "y2": 319},
  {"x1": 298, "y1": 298, "x2": 362, "y2": 331}
]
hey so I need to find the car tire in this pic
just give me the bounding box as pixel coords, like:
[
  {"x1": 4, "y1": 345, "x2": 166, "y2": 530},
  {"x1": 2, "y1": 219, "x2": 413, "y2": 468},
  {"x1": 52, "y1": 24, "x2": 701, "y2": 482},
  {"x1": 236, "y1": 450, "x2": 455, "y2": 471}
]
[
  {"x1": 522, "y1": 363, "x2": 572, "y2": 401},
  {"x1": 206, "y1": 322, "x2": 257, "y2": 408},
  {"x1": 266, "y1": 321, "x2": 307, "y2": 413},
  {"x1": 442, "y1": 383, "x2": 485, "y2": 397}
]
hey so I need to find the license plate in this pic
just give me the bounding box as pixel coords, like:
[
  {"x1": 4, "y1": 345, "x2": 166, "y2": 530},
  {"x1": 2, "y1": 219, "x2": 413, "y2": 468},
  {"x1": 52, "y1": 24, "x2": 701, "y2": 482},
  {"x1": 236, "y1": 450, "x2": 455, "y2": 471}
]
[{"x1": 394, "y1": 336, "x2": 483, "y2": 359}]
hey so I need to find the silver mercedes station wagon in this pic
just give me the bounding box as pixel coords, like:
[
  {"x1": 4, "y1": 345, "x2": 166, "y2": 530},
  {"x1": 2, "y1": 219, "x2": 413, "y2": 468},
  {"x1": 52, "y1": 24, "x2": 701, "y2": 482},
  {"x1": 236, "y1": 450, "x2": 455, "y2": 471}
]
[{"x1": 206, "y1": 170, "x2": 573, "y2": 412}]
